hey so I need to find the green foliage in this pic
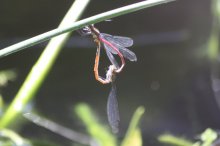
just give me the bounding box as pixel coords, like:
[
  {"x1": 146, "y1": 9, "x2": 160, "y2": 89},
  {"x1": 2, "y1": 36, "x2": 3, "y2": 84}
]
[
  {"x1": 0, "y1": 0, "x2": 90, "y2": 128},
  {"x1": 158, "y1": 134, "x2": 194, "y2": 146},
  {"x1": 0, "y1": 0, "x2": 177, "y2": 146},
  {"x1": 0, "y1": 129, "x2": 31, "y2": 146},
  {"x1": 0, "y1": 0, "x2": 174, "y2": 129},
  {"x1": 158, "y1": 128, "x2": 218, "y2": 146},
  {"x1": 198, "y1": 128, "x2": 218, "y2": 146},
  {"x1": 75, "y1": 103, "x2": 145, "y2": 146},
  {"x1": 121, "y1": 128, "x2": 142, "y2": 146},
  {"x1": 121, "y1": 107, "x2": 145, "y2": 146},
  {"x1": 74, "y1": 103, "x2": 117, "y2": 146},
  {"x1": 0, "y1": 70, "x2": 17, "y2": 117},
  {"x1": 208, "y1": 0, "x2": 220, "y2": 60},
  {"x1": 0, "y1": 70, "x2": 16, "y2": 88}
]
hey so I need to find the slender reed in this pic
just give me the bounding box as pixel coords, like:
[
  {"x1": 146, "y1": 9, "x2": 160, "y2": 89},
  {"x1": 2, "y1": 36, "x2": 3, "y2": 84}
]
[
  {"x1": 0, "y1": 0, "x2": 174, "y2": 58},
  {"x1": 0, "y1": 0, "x2": 90, "y2": 128}
]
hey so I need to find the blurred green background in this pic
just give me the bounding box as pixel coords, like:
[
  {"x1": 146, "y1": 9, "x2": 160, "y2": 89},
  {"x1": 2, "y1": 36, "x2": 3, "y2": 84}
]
[{"x1": 0, "y1": 0, "x2": 217, "y2": 145}]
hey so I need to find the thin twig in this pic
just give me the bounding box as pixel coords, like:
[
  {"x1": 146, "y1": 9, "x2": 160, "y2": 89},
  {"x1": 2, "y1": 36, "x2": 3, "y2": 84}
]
[
  {"x1": 24, "y1": 113, "x2": 98, "y2": 146},
  {"x1": 0, "y1": 0, "x2": 175, "y2": 58}
]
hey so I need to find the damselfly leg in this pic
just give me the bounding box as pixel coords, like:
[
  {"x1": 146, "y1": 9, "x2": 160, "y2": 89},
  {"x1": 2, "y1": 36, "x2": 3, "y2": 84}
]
[{"x1": 93, "y1": 39, "x2": 117, "y2": 84}]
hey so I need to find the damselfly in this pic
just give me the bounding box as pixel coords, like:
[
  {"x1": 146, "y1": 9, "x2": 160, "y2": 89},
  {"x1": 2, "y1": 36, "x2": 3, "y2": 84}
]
[
  {"x1": 77, "y1": 25, "x2": 137, "y2": 84},
  {"x1": 106, "y1": 65, "x2": 120, "y2": 133},
  {"x1": 103, "y1": 65, "x2": 120, "y2": 133},
  {"x1": 77, "y1": 25, "x2": 137, "y2": 133}
]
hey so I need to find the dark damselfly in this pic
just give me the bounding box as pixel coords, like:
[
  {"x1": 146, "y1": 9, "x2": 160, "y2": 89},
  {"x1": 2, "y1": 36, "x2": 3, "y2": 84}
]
[
  {"x1": 99, "y1": 64, "x2": 120, "y2": 133},
  {"x1": 106, "y1": 65, "x2": 120, "y2": 133}
]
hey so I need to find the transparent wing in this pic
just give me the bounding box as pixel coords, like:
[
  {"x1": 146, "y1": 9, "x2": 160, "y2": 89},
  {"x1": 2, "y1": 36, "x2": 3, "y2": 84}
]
[
  {"x1": 104, "y1": 42, "x2": 137, "y2": 61},
  {"x1": 113, "y1": 43, "x2": 137, "y2": 61},
  {"x1": 107, "y1": 83, "x2": 120, "y2": 133},
  {"x1": 103, "y1": 41, "x2": 117, "y2": 54},
  {"x1": 105, "y1": 49, "x2": 120, "y2": 69},
  {"x1": 101, "y1": 33, "x2": 137, "y2": 61},
  {"x1": 112, "y1": 36, "x2": 133, "y2": 47},
  {"x1": 101, "y1": 33, "x2": 133, "y2": 47}
]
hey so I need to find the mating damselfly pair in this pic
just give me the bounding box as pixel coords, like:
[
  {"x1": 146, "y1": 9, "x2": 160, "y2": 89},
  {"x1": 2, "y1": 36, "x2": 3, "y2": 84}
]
[{"x1": 77, "y1": 24, "x2": 137, "y2": 133}]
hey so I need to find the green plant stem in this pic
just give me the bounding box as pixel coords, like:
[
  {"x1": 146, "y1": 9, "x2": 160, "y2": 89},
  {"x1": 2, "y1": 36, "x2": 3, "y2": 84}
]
[
  {"x1": 24, "y1": 113, "x2": 96, "y2": 145},
  {"x1": 208, "y1": 0, "x2": 220, "y2": 60},
  {"x1": 124, "y1": 107, "x2": 145, "y2": 138},
  {"x1": 0, "y1": 0, "x2": 90, "y2": 128},
  {"x1": 0, "y1": 129, "x2": 31, "y2": 146},
  {"x1": 200, "y1": 128, "x2": 218, "y2": 146},
  {"x1": 121, "y1": 106, "x2": 145, "y2": 146},
  {"x1": 75, "y1": 103, "x2": 117, "y2": 146},
  {"x1": 158, "y1": 134, "x2": 193, "y2": 146},
  {"x1": 0, "y1": 0, "x2": 174, "y2": 58}
]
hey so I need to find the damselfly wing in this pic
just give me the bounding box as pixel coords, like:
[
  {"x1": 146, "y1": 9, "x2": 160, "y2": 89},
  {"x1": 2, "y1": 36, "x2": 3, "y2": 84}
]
[
  {"x1": 100, "y1": 33, "x2": 137, "y2": 62},
  {"x1": 107, "y1": 80, "x2": 120, "y2": 133}
]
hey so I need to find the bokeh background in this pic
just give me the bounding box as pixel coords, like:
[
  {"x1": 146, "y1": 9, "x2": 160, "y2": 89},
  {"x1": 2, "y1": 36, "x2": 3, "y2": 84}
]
[{"x1": 0, "y1": 0, "x2": 218, "y2": 145}]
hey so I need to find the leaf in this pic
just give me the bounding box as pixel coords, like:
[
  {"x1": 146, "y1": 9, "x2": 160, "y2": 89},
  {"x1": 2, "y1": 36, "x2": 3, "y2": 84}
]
[
  {"x1": 0, "y1": 70, "x2": 16, "y2": 87},
  {"x1": 158, "y1": 134, "x2": 193, "y2": 146},
  {"x1": 200, "y1": 128, "x2": 218, "y2": 146},
  {"x1": 74, "y1": 103, "x2": 117, "y2": 146},
  {"x1": 121, "y1": 128, "x2": 142, "y2": 146},
  {"x1": 121, "y1": 106, "x2": 145, "y2": 146},
  {"x1": 0, "y1": 129, "x2": 32, "y2": 146}
]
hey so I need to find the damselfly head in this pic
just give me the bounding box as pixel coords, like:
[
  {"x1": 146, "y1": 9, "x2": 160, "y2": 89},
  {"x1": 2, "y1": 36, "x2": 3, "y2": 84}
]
[
  {"x1": 89, "y1": 25, "x2": 100, "y2": 36},
  {"x1": 77, "y1": 26, "x2": 92, "y2": 36}
]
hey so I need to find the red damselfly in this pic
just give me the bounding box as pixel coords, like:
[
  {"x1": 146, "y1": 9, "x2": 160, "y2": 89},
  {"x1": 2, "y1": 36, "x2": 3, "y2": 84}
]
[
  {"x1": 77, "y1": 25, "x2": 137, "y2": 133},
  {"x1": 77, "y1": 25, "x2": 137, "y2": 84}
]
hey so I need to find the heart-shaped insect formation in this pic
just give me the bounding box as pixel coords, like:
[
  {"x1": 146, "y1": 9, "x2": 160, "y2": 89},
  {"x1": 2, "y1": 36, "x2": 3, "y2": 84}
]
[{"x1": 77, "y1": 24, "x2": 137, "y2": 133}]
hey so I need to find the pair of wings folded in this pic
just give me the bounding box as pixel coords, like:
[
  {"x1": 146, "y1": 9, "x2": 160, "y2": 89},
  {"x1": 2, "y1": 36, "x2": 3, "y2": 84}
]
[
  {"x1": 107, "y1": 82, "x2": 119, "y2": 133},
  {"x1": 100, "y1": 33, "x2": 137, "y2": 69}
]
